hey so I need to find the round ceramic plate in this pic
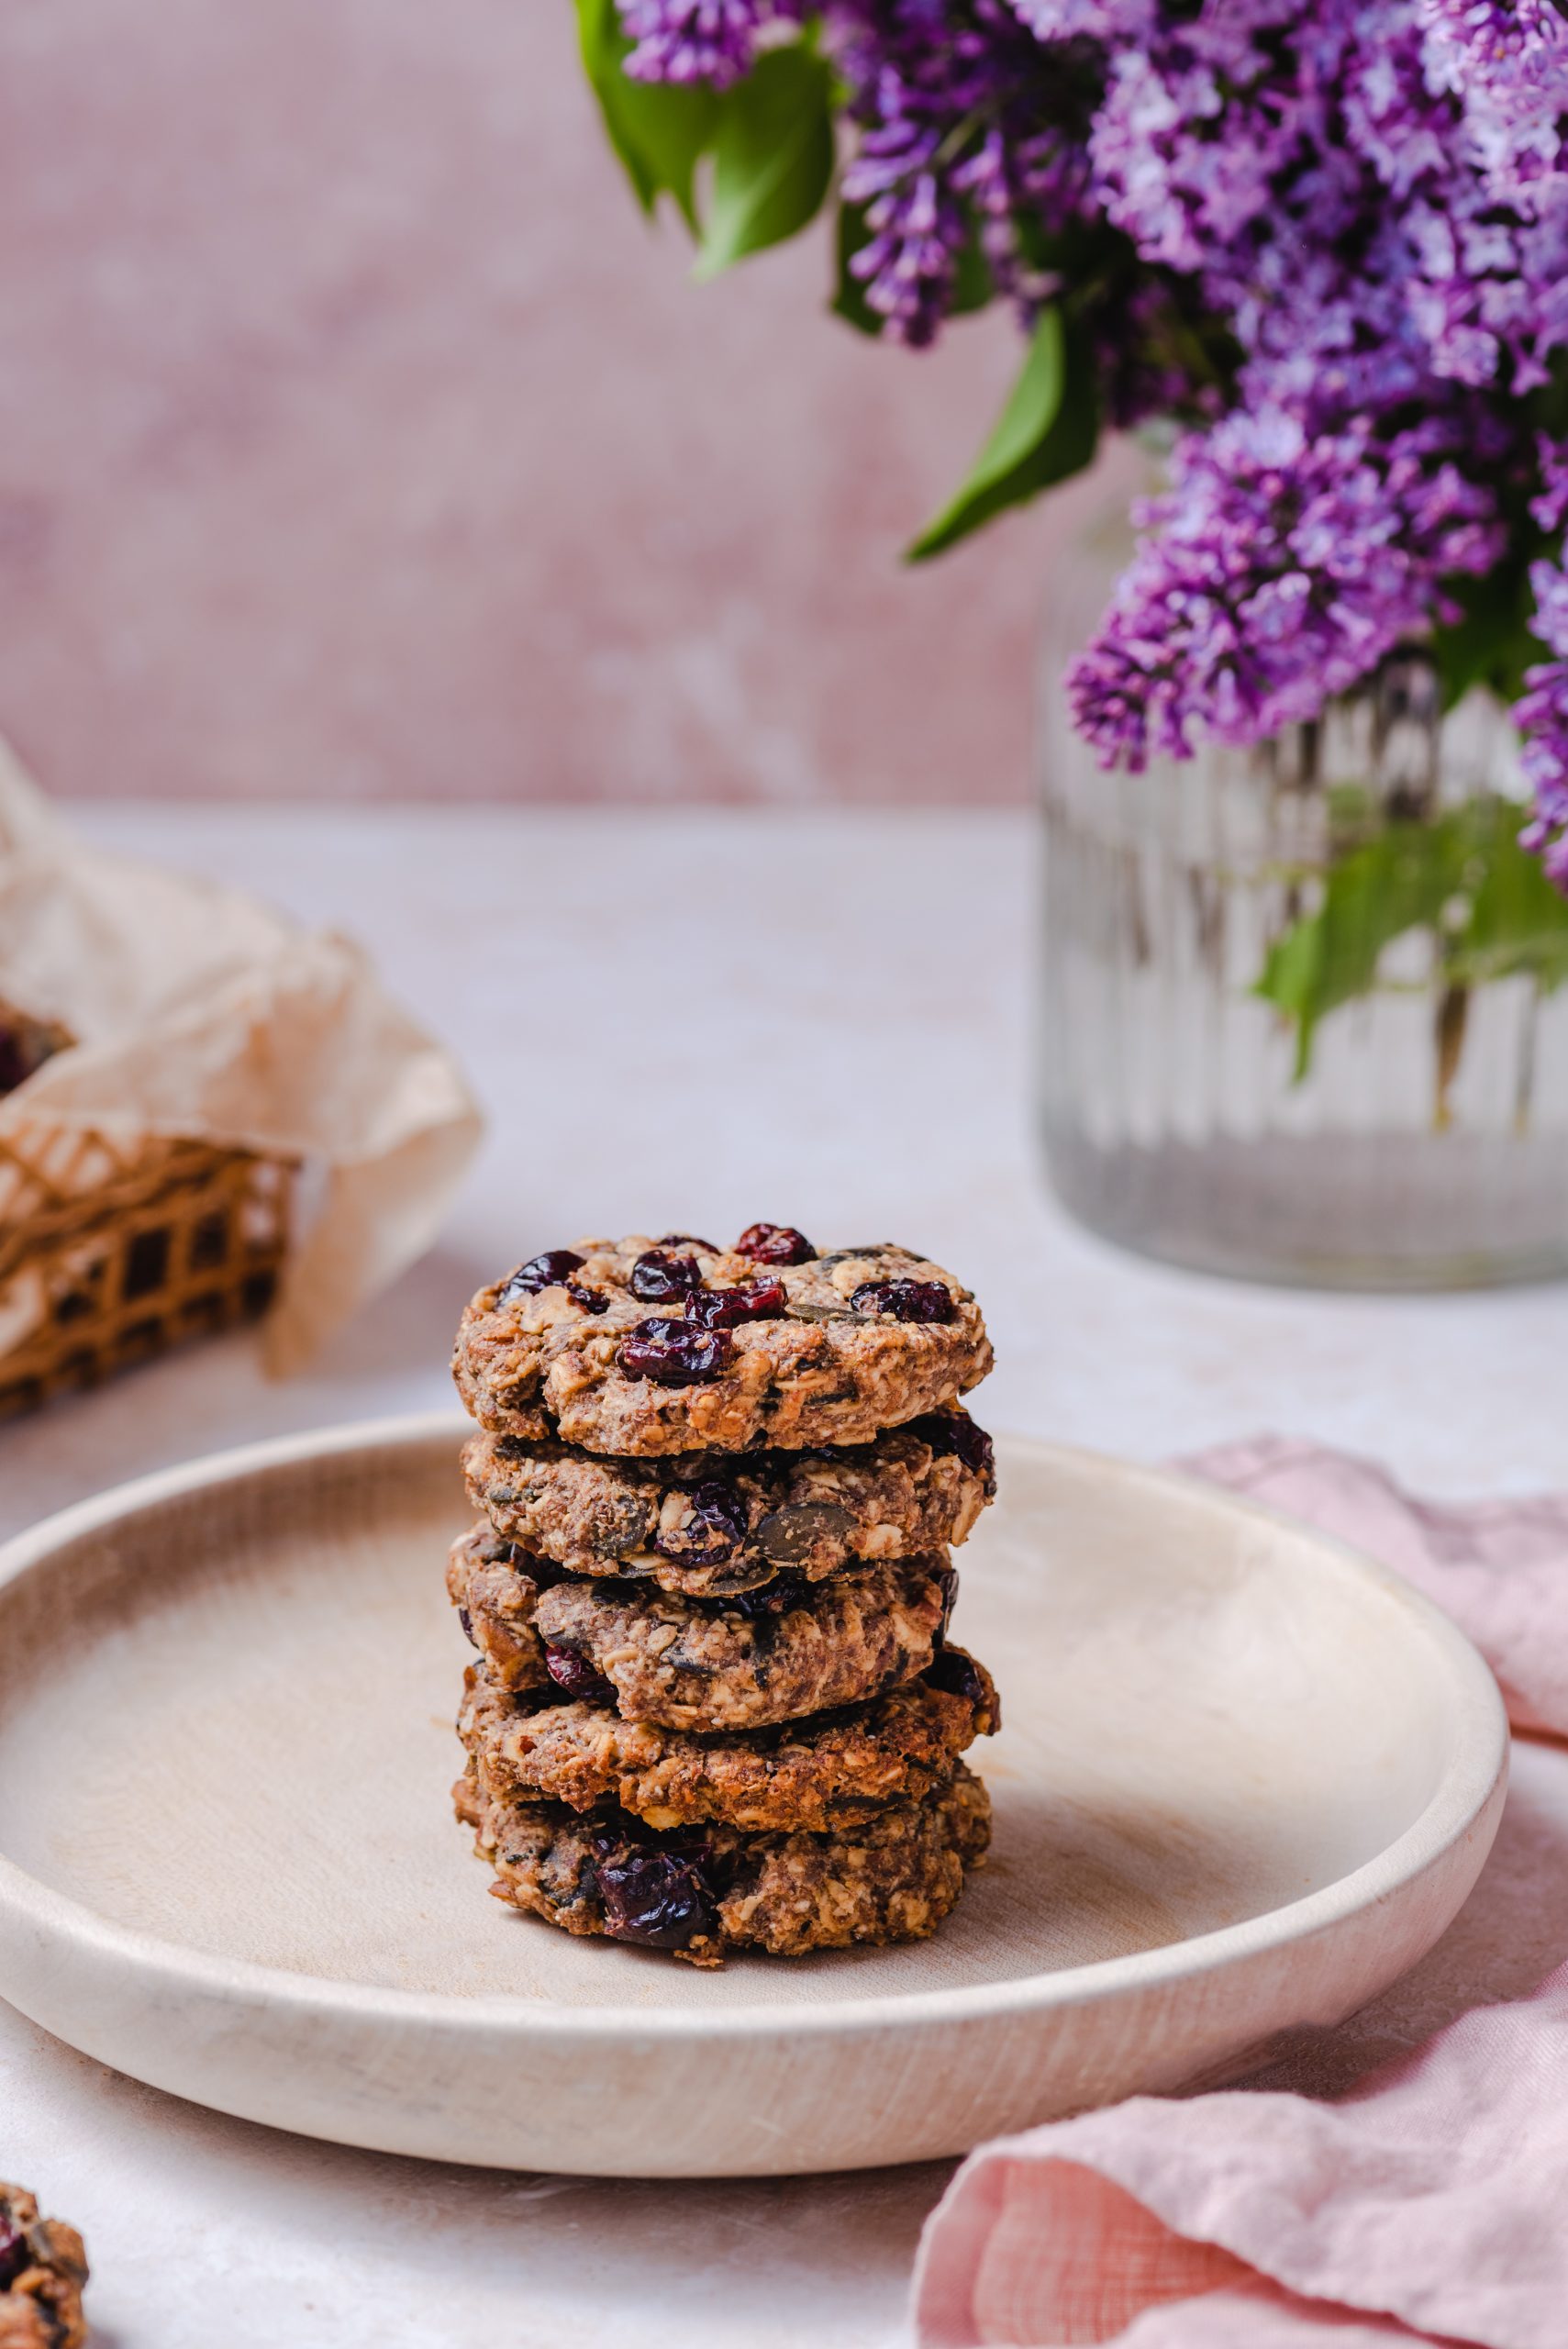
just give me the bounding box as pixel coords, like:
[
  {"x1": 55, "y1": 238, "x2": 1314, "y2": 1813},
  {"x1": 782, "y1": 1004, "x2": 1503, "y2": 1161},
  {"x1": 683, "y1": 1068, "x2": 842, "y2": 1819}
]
[{"x1": 0, "y1": 1417, "x2": 1507, "y2": 2178}]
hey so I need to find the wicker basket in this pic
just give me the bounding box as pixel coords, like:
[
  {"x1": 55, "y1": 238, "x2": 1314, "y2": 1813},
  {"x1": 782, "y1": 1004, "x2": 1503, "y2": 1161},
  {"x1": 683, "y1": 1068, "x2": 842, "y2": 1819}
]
[{"x1": 0, "y1": 1119, "x2": 294, "y2": 1419}]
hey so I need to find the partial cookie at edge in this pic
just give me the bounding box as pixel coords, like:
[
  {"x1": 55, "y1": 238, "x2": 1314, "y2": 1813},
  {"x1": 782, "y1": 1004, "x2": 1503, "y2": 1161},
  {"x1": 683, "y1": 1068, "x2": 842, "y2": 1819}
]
[{"x1": 0, "y1": 2181, "x2": 88, "y2": 2349}]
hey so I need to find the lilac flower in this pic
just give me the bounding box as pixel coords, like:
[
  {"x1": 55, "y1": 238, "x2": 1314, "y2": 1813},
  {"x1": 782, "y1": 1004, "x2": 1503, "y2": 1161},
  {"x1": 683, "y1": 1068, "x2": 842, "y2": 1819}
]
[
  {"x1": 836, "y1": 0, "x2": 1101, "y2": 345},
  {"x1": 1533, "y1": 438, "x2": 1568, "y2": 537},
  {"x1": 605, "y1": 0, "x2": 1568, "y2": 883},
  {"x1": 1420, "y1": 0, "x2": 1568, "y2": 198},
  {"x1": 617, "y1": 0, "x2": 773, "y2": 87},
  {"x1": 1517, "y1": 560, "x2": 1568, "y2": 887},
  {"x1": 1088, "y1": 9, "x2": 1325, "y2": 287},
  {"x1": 841, "y1": 117, "x2": 967, "y2": 345},
  {"x1": 1008, "y1": 0, "x2": 1154, "y2": 38},
  {"x1": 1066, "y1": 409, "x2": 1504, "y2": 771},
  {"x1": 1078, "y1": 0, "x2": 1557, "y2": 406}
]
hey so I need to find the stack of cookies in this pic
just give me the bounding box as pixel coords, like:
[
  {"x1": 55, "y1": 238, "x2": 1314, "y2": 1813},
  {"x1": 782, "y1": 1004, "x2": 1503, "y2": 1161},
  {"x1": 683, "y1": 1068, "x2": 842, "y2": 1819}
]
[{"x1": 448, "y1": 1223, "x2": 1000, "y2": 1966}]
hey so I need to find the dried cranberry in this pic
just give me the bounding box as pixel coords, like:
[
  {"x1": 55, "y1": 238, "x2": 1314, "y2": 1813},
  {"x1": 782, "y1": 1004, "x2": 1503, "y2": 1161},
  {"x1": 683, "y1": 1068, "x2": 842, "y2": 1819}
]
[
  {"x1": 629, "y1": 1250, "x2": 704, "y2": 1304},
  {"x1": 724, "y1": 1573, "x2": 810, "y2": 1620},
  {"x1": 658, "y1": 1231, "x2": 717, "y2": 1252},
  {"x1": 906, "y1": 1408, "x2": 995, "y2": 1489},
  {"x1": 565, "y1": 1281, "x2": 608, "y2": 1315},
  {"x1": 544, "y1": 1643, "x2": 618, "y2": 1706},
  {"x1": 654, "y1": 1478, "x2": 749, "y2": 1565},
  {"x1": 497, "y1": 1249, "x2": 584, "y2": 1304},
  {"x1": 0, "y1": 2217, "x2": 26, "y2": 2290},
  {"x1": 457, "y1": 1606, "x2": 478, "y2": 1649},
  {"x1": 734, "y1": 1223, "x2": 815, "y2": 1265},
  {"x1": 927, "y1": 1648, "x2": 988, "y2": 1709},
  {"x1": 595, "y1": 1851, "x2": 717, "y2": 1950},
  {"x1": 617, "y1": 1319, "x2": 732, "y2": 1386},
  {"x1": 684, "y1": 1277, "x2": 785, "y2": 1330},
  {"x1": 850, "y1": 1278, "x2": 958, "y2": 1325}
]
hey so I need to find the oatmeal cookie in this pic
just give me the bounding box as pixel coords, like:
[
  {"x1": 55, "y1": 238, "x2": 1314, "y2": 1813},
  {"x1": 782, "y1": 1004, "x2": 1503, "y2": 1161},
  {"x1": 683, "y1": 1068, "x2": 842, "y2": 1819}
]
[
  {"x1": 462, "y1": 1407, "x2": 995, "y2": 1593},
  {"x1": 451, "y1": 1231, "x2": 992, "y2": 1454},
  {"x1": 450, "y1": 1523, "x2": 953, "y2": 1724},
  {"x1": 459, "y1": 1647, "x2": 998, "y2": 1833},
  {"x1": 455, "y1": 1758, "x2": 991, "y2": 1965},
  {"x1": 0, "y1": 2184, "x2": 88, "y2": 2349}
]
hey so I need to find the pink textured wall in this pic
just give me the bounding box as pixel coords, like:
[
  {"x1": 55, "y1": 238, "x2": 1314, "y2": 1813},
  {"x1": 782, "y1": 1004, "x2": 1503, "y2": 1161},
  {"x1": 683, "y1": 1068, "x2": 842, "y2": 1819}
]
[{"x1": 0, "y1": 0, "x2": 1099, "y2": 804}]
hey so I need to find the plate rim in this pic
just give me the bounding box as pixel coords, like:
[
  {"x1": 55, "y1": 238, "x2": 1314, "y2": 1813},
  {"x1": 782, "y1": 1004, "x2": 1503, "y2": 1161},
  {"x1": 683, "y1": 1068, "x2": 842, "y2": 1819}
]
[{"x1": 0, "y1": 1411, "x2": 1510, "y2": 2045}]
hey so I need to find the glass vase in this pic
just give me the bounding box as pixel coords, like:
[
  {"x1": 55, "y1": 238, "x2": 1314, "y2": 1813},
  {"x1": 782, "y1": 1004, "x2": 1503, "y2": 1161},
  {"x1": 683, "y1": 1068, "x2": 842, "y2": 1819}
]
[{"x1": 1039, "y1": 518, "x2": 1568, "y2": 1288}]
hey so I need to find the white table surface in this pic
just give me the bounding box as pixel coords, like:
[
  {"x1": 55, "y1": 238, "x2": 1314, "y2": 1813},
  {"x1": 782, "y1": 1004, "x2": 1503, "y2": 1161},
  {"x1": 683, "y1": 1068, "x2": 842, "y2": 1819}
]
[{"x1": 4, "y1": 804, "x2": 1566, "y2": 2348}]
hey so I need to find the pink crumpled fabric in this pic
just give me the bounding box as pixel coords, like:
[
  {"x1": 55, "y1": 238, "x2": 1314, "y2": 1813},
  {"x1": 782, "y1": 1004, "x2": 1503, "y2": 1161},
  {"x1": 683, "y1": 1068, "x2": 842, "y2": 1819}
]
[{"x1": 914, "y1": 1435, "x2": 1568, "y2": 2349}]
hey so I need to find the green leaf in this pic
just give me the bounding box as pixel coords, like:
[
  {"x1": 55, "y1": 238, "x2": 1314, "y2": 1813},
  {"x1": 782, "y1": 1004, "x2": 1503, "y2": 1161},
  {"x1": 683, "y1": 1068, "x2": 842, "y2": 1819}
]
[
  {"x1": 1429, "y1": 562, "x2": 1541, "y2": 712},
  {"x1": 1445, "y1": 802, "x2": 1568, "y2": 992},
  {"x1": 950, "y1": 217, "x2": 996, "y2": 316},
  {"x1": 831, "y1": 199, "x2": 883, "y2": 338},
  {"x1": 576, "y1": 0, "x2": 718, "y2": 232},
  {"x1": 1254, "y1": 820, "x2": 1468, "y2": 1080},
  {"x1": 1254, "y1": 796, "x2": 1568, "y2": 1078},
  {"x1": 695, "y1": 49, "x2": 834, "y2": 279},
  {"x1": 905, "y1": 306, "x2": 1099, "y2": 562}
]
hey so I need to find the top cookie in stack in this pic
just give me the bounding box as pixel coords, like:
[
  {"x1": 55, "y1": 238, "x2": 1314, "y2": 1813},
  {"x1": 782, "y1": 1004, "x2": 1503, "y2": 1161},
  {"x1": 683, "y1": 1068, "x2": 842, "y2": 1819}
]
[
  {"x1": 449, "y1": 1224, "x2": 1000, "y2": 1965},
  {"x1": 452, "y1": 1225, "x2": 993, "y2": 1453}
]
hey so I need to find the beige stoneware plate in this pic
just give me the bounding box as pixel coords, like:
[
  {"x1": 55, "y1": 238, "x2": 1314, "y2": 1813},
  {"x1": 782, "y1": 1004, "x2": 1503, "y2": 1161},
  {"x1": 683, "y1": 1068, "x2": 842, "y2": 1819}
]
[{"x1": 0, "y1": 1416, "x2": 1507, "y2": 2177}]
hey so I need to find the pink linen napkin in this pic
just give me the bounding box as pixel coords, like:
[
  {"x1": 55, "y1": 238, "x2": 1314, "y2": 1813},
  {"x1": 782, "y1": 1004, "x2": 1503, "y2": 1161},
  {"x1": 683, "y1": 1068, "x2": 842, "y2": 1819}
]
[
  {"x1": 915, "y1": 1435, "x2": 1568, "y2": 2349},
  {"x1": 1184, "y1": 1435, "x2": 1568, "y2": 1740}
]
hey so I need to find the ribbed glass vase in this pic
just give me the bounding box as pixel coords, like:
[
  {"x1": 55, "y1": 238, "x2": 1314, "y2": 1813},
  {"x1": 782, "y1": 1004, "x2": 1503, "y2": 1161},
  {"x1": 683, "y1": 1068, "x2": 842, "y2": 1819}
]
[{"x1": 1040, "y1": 574, "x2": 1568, "y2": 1287}]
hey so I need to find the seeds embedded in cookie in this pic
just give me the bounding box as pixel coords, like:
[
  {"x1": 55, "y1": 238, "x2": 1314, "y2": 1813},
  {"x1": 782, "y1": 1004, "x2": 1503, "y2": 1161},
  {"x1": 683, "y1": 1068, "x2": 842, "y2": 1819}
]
[
  {"x1": 456, "y1": 1758, "x2": 992, "y2": 1965},
  {"x1": 450, "y1": 1231, "x2": 992, "y2": 1456},
  {"x1": 538, "y1": 1553, "x2": 955, "y2": 1731},
  {"x1": 446, "y1": 1523, "x2": 562, "y2": 1697},
  {"x1": 459, "y1": 1648, "x2": 998, "y2": 1834},
  {"x1": 462, "y1": 1407, "x2": 995, "y2": 1593}
]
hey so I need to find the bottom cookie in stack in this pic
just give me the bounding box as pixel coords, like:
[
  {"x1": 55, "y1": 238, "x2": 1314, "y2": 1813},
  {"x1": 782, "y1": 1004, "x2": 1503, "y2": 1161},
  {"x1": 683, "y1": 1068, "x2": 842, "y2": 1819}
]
[
  {"x1": 452, "y1": 1646, "x2": 999, "y2": 1965},
  {"x1": 456, "y1": 1759, "x2": 993, "y2": 1967}
]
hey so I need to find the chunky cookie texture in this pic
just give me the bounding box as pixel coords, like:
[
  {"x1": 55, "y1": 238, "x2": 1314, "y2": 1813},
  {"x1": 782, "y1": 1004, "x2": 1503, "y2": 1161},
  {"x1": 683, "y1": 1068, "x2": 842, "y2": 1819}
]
[
  {"x1": 450, "y1": 1524, "x2": 953, "y2": 1725},
  {"x1": 462, "y1": 1407, "x2": 995, "y2": 1593},
  {"x1": 0, "y1": 2184, "x2": 88, "y2": 2349},
  {"x1": 451, "y1": 1233, "x2": 992, "y2": 1455},
  {"x1": 445, "y1": 1522, "x2": 562, "y2": 1696},
  {"x1": 459, "y1": 1649, "x2": 998, "y2": 1833},
  {"x1": 455, "y1": 1759, "x2": 992, "y2": 1965},
  {"x1": 554, "y1": 1553, "x2": 949, "y2": 1731}
]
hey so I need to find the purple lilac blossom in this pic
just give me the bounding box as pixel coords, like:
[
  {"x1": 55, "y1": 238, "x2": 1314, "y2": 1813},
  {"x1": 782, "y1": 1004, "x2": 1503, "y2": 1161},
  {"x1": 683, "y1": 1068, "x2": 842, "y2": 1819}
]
[
  {"x1": 1420, "y1": 0, "x2": 1568, "y2": 197},
  {"x1": 618, "y1": 0, "x2": 773, "y2": 86},
  {"x1": 1065, "y1": 410, "x2": 1504, "y2": 770},
  {"x1": 1533, "y1": 437, "x2": 1568, "y2": 537},
  {"x1": 1518, "y1": 560, "x2": 1568, "y2": 886},
  {"x1": 1046, "y1": 0, "x2": 1568, "y2": 846},
  {"x1": 1079, "y1": 0, "x2": 1563, "y2": 403},
  {"x1": 617, "y1": 0, "x2": 1568, "y2": 874},
  {"x1": 840, "y1": 115, "x2": 968, "y2": 345},
  {"x1": 835, "y1": 0, "x2": 1101, "y2": 347}
]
